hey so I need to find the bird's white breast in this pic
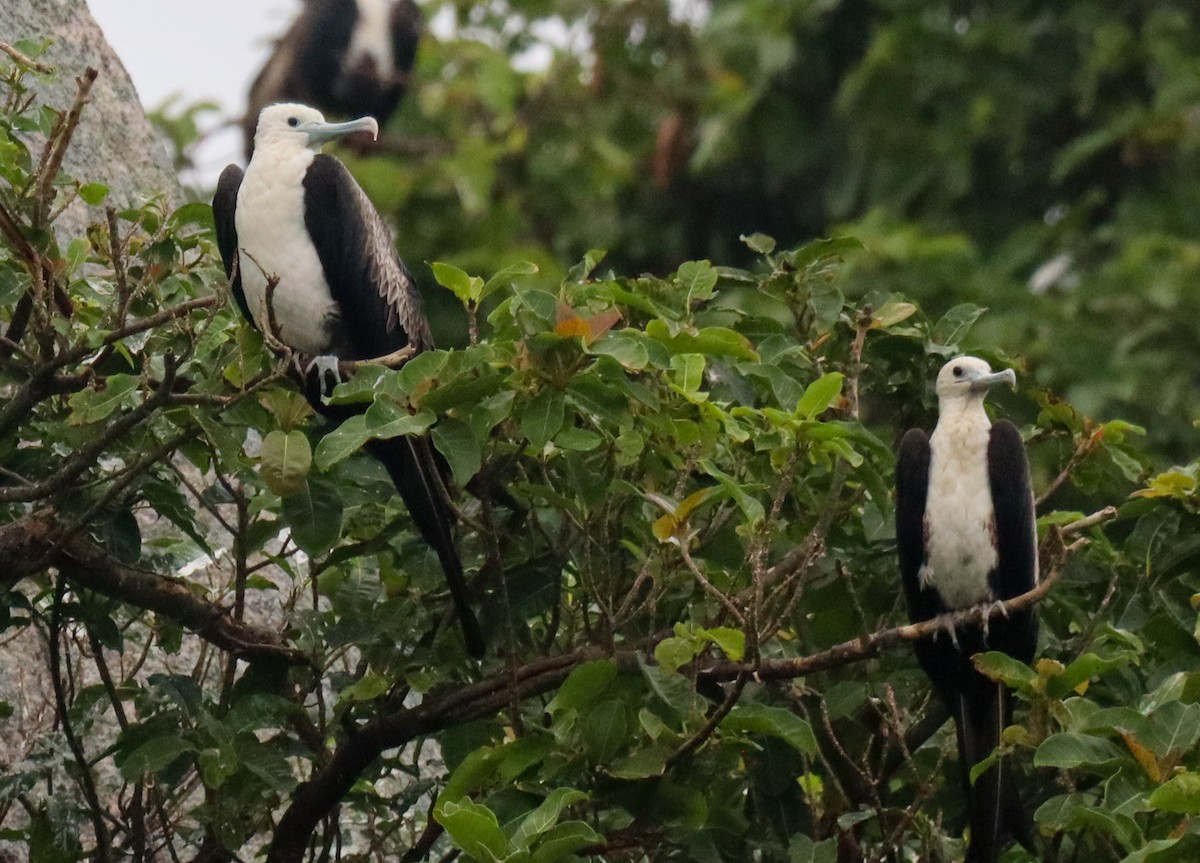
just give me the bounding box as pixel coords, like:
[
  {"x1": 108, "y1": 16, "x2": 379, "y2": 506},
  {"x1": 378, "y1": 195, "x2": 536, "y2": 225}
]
[
  {"x1": 347, "y1": 0, "x2": 396, "y2": 79},
  {"x1": 235, "y1": 149, "x2": 340, "y2": 355},
  {"x1": 922, "y1": 408, "x2": 998, "y2": 608}
]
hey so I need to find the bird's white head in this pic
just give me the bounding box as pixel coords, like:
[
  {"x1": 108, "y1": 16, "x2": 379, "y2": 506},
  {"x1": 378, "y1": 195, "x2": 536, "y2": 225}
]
[
  {"x1": 252, "y1": 103, "x2": 379, "y2": 154},
  {"x1": 934, "y1": 356, "x2": 1017, "y2": 405}
]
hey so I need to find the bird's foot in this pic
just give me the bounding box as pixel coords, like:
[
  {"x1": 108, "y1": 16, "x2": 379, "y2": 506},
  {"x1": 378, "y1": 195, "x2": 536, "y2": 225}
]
[
  {"x1": 938, "y1": 616, "x2": 961, "y2": 650},
  {"x1": 981, "y1": 598, "x2": 1009, "y2": 641},
  {"x1": 298, "y1": 353, "x2": 344, "y2": 394}
]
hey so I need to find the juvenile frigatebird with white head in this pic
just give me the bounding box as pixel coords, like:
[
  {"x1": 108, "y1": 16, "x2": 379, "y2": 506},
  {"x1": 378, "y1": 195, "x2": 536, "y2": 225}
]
[
  {"x1": 895, "y1": 356, "x2": 1038, "y2": 863},
  {"x1": 244, "y1": 0, "x2": 422, "y2": 156},
  {"x1": 213, "y1": 104, "x2": 485, "y2": 657}
]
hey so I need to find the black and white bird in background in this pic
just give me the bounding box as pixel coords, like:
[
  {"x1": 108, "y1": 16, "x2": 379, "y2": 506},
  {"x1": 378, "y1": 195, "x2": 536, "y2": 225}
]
[
  {"x1": 213, "y1": 103, "x2": 485, "y2": 657},
  {"x1": 895, "y1": 357, "x2": 1039, "y2": 863},
  {"x1": 243, "y1": 0, "x2": 423, "y2": 157}
]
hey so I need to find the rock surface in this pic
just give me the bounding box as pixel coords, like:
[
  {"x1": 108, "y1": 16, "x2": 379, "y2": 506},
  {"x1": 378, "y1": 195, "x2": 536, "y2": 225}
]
[{"x1": 6, "y1": 0, "x2": 180, "y2": 235}]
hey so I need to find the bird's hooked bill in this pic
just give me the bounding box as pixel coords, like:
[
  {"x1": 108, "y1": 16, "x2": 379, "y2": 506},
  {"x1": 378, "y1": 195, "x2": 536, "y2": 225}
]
[
  {"x1": 305, "y1": 116, "x2": 380, "y2": 145},
  {"x1": 973, "y1": 367, "x2": 1017, "y2": 392}
]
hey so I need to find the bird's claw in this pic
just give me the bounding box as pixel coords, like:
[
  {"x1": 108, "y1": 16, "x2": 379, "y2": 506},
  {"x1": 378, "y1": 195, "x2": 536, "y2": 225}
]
[
  {"x1": 937, "y1": 616, "x2": 961, "y2": 650},
  {"x1": 299, "y1": 353, "x2": 344, "y2": 394},
  {"x1": 981, "y1": 599, "x2": 1008, "y2": 642}
]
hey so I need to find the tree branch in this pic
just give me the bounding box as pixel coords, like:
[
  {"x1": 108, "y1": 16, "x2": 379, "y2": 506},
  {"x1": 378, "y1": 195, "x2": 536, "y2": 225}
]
[
  {"x1": 265, "y1": 507, "x2": 1114, "y2": 863},
  {"x1": 0, "y1": 512, "x2": 309, "y2": 666}
]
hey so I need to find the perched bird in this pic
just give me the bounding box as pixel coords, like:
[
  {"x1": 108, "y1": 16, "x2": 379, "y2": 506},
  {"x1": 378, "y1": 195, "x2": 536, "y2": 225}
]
[
  {"x1": 895, "y1": 356, "x2": 1038, "y2": 863},
  {"x1": 213, "y1": 103, "x2": 485, "y2": 657},
  {"x1": 243, "y1": 0, "x2": 423, "y2": 156}
]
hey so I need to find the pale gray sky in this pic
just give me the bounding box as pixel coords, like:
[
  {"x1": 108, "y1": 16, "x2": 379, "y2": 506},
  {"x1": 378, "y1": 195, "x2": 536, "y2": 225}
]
[
  {"x1": 88, "y1": 0, "x2": 299, "y2": 180},
  {"x1": 88, "y1": 0, "x2": 295, "y2": 109}
]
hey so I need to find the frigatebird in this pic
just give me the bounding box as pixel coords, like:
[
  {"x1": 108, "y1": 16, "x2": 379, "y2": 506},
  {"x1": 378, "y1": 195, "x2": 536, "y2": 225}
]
[
  {"x1": 213, "y1": 103, "x2": 485, "y2": 657},
  {"x1": 895, "y1": 356, "x2": 1038, "y2": 862},
  {"x1": 244, "y1": 0, "x2": 422, "y2": 156}
]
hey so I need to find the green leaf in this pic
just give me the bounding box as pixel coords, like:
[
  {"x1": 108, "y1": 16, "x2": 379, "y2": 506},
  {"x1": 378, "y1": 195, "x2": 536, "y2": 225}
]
[
  {"x1": 281, "y1": 478, "x2": 344, "y2": 557},
  {"x1": 788, "y1": 834, "x2": 838, "y2": 863},
  {"x1": 701, "y1": 626, "x2": 745, "y2": 661},
  {"x1": 1117, "y1": 839, "x2": 1192, "y2": 863},
  {"x1": 119, "y1": 735, "x2": 194, "y2": 779},
  {"x1": 198, "y1": 747, "x2": 237, "y2": 789},
  {"x1": 364, "y1": 400, "x2": 437, "y2": 440},
  {"x1": 567, "y1": 248, "x2": 606, "y2": 282},
  {"x1": 480, "y1": 259, "x2": 538, "y2": 303},
  {"x1": 1034, "y1": 732, "x2": 1125, "y2": 769},
  {"x1": 260, "y1": 429, "x2": 312, "y2": 496},
  {"x1": 1144, "y1": 701, "x2": 1200, "y2": 758},
  {"x1": 431, "y1": 261, "x2": 483, "y2": 304},
  {"x1": 313, "y1": 414, "x2": 372, "y2": 469},
  {"x1": 671, "y1": 353, "x2": 705, "y2": 393},
  {"x1": 740, "y1": 232, "x2": 776, "y2": 255},
  {"x1": 529, "y1": 821, "x2": 603, "y2": 863},
  {"x1": 647, "y1": 320, "x2": 758, "y2": 361},
  {"x1": 1149, "y1": 772, "x2": 1200, "y2": 814},
  {"x1": 721, "y1": 703, "x2": 817, "y2": 755},
  {"x1": 590, "y1": 332, "x2": 650, "y2": 369},
  {"x1": 606, "y1": 745, "x2": 671, "y2": 779},
  {"x1": 786, "y1": 236, "x2": 864, "y2": 271},
  {"x1": 794, "y1": 372, "x2": 844, "y2": 419},
  {"x1": 522, "y1": 388, "x2": 566, "y2": 450},
  {"x1": 78, "y1": 182, "x2": 109, "y2": 205},
  {"x1": 583, "y1": 699, "x2": 632, "y2": 762},
  {"x1": 169, "y1": 200, "x2": 213, "y2": 228},
  {"x1": 549, "y1": 660, "x2": 616, "y2": 713},
  {"x1": 1046, "y1": 651, "x2": 1134, "y2": 698},
  {"x1": 655, "y1": 635, "x2": 703, "y2": 673},
  {"x1": 931, "y1": 303, "x2": 986, "y2": 347},
  {"x1": 436, "y1": 798, "x2": 510, "y2": 862},
  {"x1": 67, "y1": 374, "x2": 138, "y2": 424},
  {"x1": 870, "y1": 301, "x2": 918, "y2": 329},
  {"x1": 973, "y1": 651, "x2": 1038, "y2": 690},
  {"x1": 339, "y1": 672, "x2": 391, "y2": 704},
  {"x1": 432, "y1": 418, "x2": 482, "y2": 485},
  {"x1": 513, "y1": 788, "x2": 588, "y2": 849},
  {"x1": 675, "y1": 259, "x2": 718, "y2": 307}
]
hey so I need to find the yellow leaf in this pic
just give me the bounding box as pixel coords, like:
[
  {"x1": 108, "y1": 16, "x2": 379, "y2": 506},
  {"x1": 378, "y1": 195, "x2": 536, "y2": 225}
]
[{"x1": 1121, "y1": 731, "x2": 1162, "y2": 782}]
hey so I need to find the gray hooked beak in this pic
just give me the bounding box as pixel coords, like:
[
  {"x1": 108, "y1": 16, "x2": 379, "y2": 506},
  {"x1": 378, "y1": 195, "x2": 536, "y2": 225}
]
[
  {"x1": 304, "y1": 116, "x2": 379, "y2": 146},
  {"x1": 971, "y1": 367, "x2": 1017, "y2": 393}
]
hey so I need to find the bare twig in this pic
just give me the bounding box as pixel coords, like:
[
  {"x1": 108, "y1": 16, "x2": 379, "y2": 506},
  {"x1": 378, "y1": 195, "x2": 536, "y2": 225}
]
[
  {"x1": 35, "y1": 67, "x2": 98, "y2": 227},
  {"x1": 0, "y1": 352, "x2": 181, "y2": 503},
  {"x1": 48, "y1": 579, "x2": 113, "y2": 863},
  {"x1": 1036, "y1": 430, "x2": 1102, "y2": 508},
  {"x1": 0, "y1": 40, "x2": 55, "y2": 74},
  {"x1": 664, "y1": 670, "x2": 749, "y2": 769},
  {"x1": 680, "y1": 544, "x2": 745, "y2": 625}
]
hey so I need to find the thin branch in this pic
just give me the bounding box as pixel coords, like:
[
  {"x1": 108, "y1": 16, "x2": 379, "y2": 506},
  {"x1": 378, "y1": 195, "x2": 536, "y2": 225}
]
[
  {"x1": 679, "y1": 544, "x2": 745, "y2": 625},
  {"x1": 49, "y1": 579, "x2": 113, "y2": 863},
  {"x1": 1036, "y1": 430, "x2": 1102, "y2": 509},
  {"x1": 0, "y1": 40, "x2": 55, "y2": 74},
  {"x1": 34, "y1": 67, "x2": 98, "y2": 226},
  {"x1": 664, "y1": 670, "x2": 749, "y2": 769},
  {"x1": 0, "y1": 353, "x2": 181, "y2": 502}
]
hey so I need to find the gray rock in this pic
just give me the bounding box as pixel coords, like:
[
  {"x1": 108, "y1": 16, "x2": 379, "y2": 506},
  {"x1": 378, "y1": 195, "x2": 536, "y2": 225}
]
[{"x1": 5, "y1": 0, "x2": 180, "y2": 237}]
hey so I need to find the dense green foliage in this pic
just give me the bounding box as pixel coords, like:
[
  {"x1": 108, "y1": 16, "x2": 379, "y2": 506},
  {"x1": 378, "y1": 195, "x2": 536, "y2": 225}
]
[{"x1": 2, "y1": 2, "x2": 1200, "y2": 862}]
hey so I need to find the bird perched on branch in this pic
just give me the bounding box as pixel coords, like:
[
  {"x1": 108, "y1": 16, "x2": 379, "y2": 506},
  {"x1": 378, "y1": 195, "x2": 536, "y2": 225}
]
[
  {"x1": 213, "y1": 103, "x2": 485, "y2": 657},
  {"x1": 895, "y1": 356, "x2": 1038, "y2": 863},
  {"x1": 243, "y1": 0, "x2": 423, "y2": 157}
]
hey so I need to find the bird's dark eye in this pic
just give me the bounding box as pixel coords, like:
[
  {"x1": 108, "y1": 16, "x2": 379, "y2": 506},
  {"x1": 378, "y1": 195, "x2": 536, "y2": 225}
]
[
  {"x1": 287, "y1": 117, "x2": 299, "y2": 127},
  {"x1": 952, "y1": 365, "x2": 964, "y2": 378}
]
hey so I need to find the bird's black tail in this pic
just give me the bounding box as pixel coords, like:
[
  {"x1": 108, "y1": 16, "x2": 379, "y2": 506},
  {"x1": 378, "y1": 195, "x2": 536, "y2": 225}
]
[
  {"x1": 955, "y1": 681, "x2": 1031, "y2": 863},
  {"x1": 365, "y1": 436, "x2": 486, "y2": 658}
]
